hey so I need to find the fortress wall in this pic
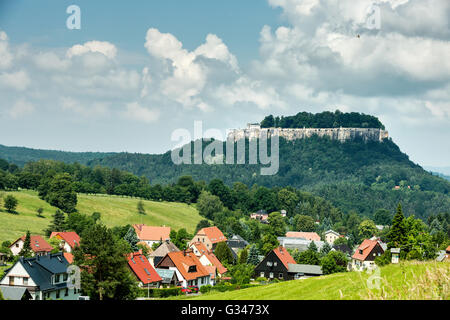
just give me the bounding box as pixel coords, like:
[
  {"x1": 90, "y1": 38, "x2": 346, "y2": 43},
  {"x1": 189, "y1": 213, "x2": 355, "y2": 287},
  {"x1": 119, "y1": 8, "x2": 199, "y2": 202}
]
[{"x1": 228, "y1": 126, "x2": 389, "y2": 143}]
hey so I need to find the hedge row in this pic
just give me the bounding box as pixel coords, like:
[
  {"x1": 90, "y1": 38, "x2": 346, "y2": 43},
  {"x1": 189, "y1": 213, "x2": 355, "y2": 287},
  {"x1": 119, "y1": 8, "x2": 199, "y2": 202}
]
[{"x1": 138, "y1": 287, "x2": 182, "y2": 298}]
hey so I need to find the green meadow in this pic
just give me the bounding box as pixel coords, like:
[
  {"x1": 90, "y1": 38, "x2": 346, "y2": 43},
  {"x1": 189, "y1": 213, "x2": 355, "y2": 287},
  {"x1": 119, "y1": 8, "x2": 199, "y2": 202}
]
[
  {"x1": 0, "y1": 190, "x2": 203, "y2": 243},
  {"x1": 181, "y1": 261, "x2": 449, "y2": 300}
]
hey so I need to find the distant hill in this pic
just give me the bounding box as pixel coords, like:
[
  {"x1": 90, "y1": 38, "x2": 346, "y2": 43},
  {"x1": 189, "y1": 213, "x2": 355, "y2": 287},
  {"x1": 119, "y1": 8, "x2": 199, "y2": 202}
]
[
  {"x1": 0, "y1": 144, "x2": 116, "y2": 167},
  {"x1": 0, "y1": 190, "x2": 203, "y2": 243}
]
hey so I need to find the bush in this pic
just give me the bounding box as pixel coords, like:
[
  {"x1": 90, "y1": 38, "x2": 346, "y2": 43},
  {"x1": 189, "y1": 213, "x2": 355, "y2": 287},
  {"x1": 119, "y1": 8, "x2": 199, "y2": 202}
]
[
  {"x1": 255, "y1": 277, "x2": 267, "y2": 283},
  {"x1": 375, "y1": 251, "x2": 391, "y2": 267},
  {"x1": 200, "y1": 285, "x2": 212, "y2": 294},
  {"x1": 138, "y1": 287, "x2": 182, "y2": 298}
]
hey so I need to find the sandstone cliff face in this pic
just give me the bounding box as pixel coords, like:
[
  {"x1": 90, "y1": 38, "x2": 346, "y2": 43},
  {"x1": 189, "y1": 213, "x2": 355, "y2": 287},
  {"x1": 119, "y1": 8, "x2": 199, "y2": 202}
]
[{"x1": 228, "y1": 125, "x2": 389, "y2": 143}]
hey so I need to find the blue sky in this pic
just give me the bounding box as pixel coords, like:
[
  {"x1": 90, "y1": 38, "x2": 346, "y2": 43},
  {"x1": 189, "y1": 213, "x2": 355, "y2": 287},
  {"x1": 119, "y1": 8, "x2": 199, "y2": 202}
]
[{"x1": 0, "y1": 0, "x2": 449, "y2": 167}]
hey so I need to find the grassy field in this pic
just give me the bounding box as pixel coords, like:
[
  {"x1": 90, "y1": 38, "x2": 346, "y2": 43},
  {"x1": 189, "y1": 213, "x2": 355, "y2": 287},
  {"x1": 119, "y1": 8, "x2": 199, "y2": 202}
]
[
  {"x1": 182, "y1": 261, "x2": 449, "y2": 300},
  {"x1": 0, "y1": 190, "x2": 203, "y2": 243}
]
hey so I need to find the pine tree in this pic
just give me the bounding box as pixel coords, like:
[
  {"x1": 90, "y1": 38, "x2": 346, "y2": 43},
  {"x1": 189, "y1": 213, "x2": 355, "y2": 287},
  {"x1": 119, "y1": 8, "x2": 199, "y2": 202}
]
[
  {"x1": 388, "y1": 203, "x2": 407, "y2": 249},
  {"x1": 238, "y1": 248, "x2": 248, "y2": 265},
  {"x1": 137, "y1": 201, "x2": 146, "y2": 215},
  {"x1": 19, "y1": 231, "x2": 33, "y2": 257},
  {"x1": 308, "y1": 241, "x2": 318, "y2": 252},
  {"x1": 247, "y1": 244, "x2": 260, "y2": 266},
  {"x1": 214, "y1": 242, "x2": 234, "y2": 265},
  {"x1": 320, "y1": 242, "x2": 332, "y2": 255},
  {"x1": 45, "y1": 210, "x2": 66, "y2": 237},
  {"x1": 124, "y1": 227, "x2": 139, "y2": 252}
]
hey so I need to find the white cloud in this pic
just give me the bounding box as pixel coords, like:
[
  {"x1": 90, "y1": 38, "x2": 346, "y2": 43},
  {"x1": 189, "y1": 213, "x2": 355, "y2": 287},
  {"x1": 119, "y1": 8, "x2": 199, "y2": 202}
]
[
  {"x1": 8, "y1": 99, "x2": 34, "y2": 118},
  {"x1": 0, "y1": 30, "x2": 13, "y2": 69},
  {"x1": 66, "y1": 41, "x2": 117, "y2": 59},
  {"x1": 124, "y1": 102, "x2": 160, "y2": 123},
  {"x1": 34, "y1": 52, "x2": 71, "y2": 71},
  {"x1": 61, "y1": 97, "x2": 109, "y2": 117},
  {"x1": 0, "y1": 70, "x2": 30, "y2": 91}
]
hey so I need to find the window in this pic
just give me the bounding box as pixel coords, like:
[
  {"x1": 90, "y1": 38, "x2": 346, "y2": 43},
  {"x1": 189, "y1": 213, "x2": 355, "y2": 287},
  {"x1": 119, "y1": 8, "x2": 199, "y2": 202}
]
[
  {"x1": 359, "y1": 249, "x2": 363, "y2": 254},
  {"x1": 23, "y1": 277, "x2": 28, "y2": 286},
  {"x1": 16, "y1": 243, "x2": 19, "y2": 248},
  {"x1": 188, "y1": 265, "x2": 197, "y2": 273},
  {"x1": 55, "y1": 274, "x2": 61, "y2": 283},
  {"x1": 266, "y1": 261, "x2": 273, "y2": 267},
  {"x1": 63, "y1": 273, "x2": 68, "y2": 282},
  {"x1": 260, "y1": 272, "x2": 265, "y2": 278},
  {"x1": 279, "y1": 273, "x2": 283, "y2": 279},
  {"x1": 9, "y1": 276, "x2": 14, "y2": 286},
  {"x1": 269, "y1": 272, "x2": 274, "y2": 279},
  {"x1": 274, "y1": 262, "x2": 277, "y2": 267},
  {"x1": 65, "y1": 289, "x2": 69, "y2": 297}
]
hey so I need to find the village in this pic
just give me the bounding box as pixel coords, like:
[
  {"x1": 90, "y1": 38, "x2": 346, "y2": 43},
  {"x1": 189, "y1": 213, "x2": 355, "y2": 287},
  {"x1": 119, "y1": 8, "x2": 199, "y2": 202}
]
[{"x1": 1, "y1": 211, "x2": 449, "y2": 300}]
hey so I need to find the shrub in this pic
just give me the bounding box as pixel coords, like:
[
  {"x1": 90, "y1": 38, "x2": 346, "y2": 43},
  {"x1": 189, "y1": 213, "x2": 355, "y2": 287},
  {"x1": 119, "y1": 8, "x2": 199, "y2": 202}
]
[
  {"x1": 200, "y1": 285, "x2": 212, "y2": 294},
  {"x1": 138, "y1": 287, "x2": 182, "y2": 298}
]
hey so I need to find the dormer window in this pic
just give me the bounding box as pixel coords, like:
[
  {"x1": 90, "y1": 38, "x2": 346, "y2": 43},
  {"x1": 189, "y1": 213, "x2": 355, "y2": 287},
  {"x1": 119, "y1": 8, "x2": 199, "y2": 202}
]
[
  {"x1": 188, "y1": 265, "x2": 197, "y2": 273},
  {"x1": 359, "y1": 249, "x2": 363, "y2": 254}
]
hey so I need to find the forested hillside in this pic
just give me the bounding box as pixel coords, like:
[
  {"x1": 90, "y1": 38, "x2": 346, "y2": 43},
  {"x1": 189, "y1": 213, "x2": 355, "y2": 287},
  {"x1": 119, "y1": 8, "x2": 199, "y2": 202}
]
[{"x1": 0, "y1": 144, "x2": 115, "y2": 167}]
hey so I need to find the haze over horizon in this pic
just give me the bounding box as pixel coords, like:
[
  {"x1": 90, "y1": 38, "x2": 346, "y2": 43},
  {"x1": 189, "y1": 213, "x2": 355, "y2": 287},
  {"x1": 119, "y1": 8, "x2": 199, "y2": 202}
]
[{"x1": 0, "y1": 0, "x2": 449, "y2": 167}]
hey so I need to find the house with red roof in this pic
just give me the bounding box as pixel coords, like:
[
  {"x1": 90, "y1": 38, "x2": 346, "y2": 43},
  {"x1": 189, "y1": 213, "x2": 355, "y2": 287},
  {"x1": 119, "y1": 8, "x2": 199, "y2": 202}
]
[
  {"x1": 351, "y1": 239, "x2": 385, "y2": 271},
  {"x1": 285, "y1": 231, "x2": 321, "y2": 242},
  {"x1": 133, "y1": 224, "x2": 171, "y2": 247},
  {"x1": 50, "y1": 232, "x2": 80, "y2": 253},
  {"x1": 189, "y1": 242, "x2": 228, "y2": 285},
  {"x1": 254, "y1": 246, "x2": 297, "y2": 281},
  {"x1": 189, "y1": 226, "x2": 227, "y2": 251},
  {"x1": 156, "y1": 250, "x2": 211, "y2": 288},
  {"x1": 9, "y1": 235, "x2": 53, "y2": 257},
  {"x1": 127, "y1": 252, "x2": 162, "y2": 288}
]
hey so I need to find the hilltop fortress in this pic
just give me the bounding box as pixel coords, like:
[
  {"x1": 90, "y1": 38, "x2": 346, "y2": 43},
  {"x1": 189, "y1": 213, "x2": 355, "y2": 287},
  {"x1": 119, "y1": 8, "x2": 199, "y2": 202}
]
[{"x1": 228, "y1": 123, "x2": 389, "y2": 143}]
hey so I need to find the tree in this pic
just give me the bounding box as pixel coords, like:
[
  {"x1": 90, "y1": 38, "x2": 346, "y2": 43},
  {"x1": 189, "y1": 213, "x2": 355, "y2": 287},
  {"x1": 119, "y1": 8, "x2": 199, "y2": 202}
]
[
  {"x1": 124, "y1": 227, "x2": 139, "y2": 252},
  {"x1": 195, "y1": 219, "x2": 211, "y2": 234},
  {"x1": 137, "y1": 201, "x2": 146, "y2": 215},
  {"x1": 45, "y1": 210, "x2": 66, "y2": 237},
  {"x1": 73, "y1": 223, "x2": 139, "y2": 300},
  {"x1": 49, "y1": 237, "x2": 62, "y2": 254},
  {"x1": 45, "y1": 173, "x2": 77, "y2": 213},
  {"x1": 239, "y1": 248, "x2": 248, "y2": 265},
  {"x1": 358, "y1": 219, "x2": 378, "y2": 239},
  {"x1": 277, "y1": 189, "x2": 299, "y2": 217},
  {"x1": 19, "y1": 231, "x2": 32, "y2": 257},
  {"x1": 0, "y1": 287, "x2": 4, "y2": 300},
  {"x1": 297, "y1": 249, "x2": 320, "y2": 265},
  {"x1": 268, "y1": 212, "x2": 286, "y2": 237},
  {"x1": 388, "y1": 203, "x2": 407, "y2": 250},
  {"x1": 261, "y1": 233, "x2": 279, "y2": 255},
  {"x1": 197, "y1": 190, "x2": 223, "y2": 220},
  {"x1": 229, "y1": 264, "x2": 254, "y2": 285},
  {"x1": 308, "y1": 241, "x2": 318, "y2": 252},
  {"x1": 320, "y1": 242, "x2": 332, "y2": 255},
  {"x1": 247, "y1": 244, "x2": 260, "y2": 266},
  {"x1": 333, "y1": 237, "x2": 348, "y2": 246},
  {"x1": 36, "y1": 207, "x2": 44, "y2": 218},
  {"x1": 374, "y1": 209, "x2": 392, "y2": 226},
  {"x1": 320, "y1": 256, "x2": 338, "y2": 275},
  {"x1": 295, "y1": 215, "x2": 316, "y2": 232},
  {"x1": 214, "y1": 242, "x2": 234, "y2": 265},
  {"x1": 4, "y1": 195, "x2": 18, "y2": 213}
]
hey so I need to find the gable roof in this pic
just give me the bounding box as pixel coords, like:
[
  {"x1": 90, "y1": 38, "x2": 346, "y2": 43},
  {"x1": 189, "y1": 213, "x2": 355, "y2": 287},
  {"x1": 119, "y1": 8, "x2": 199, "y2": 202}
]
[
  {"x1": 0, "y1": 286, "x2": 33, "y2": 300},
  {"x1": 14, "y1": 252, "x2": 70, "y2": 291},
  {"x1": 50, "y1": 232, "x2": 80, "y2": 249},
  {"x1": 133, "y1": 224, "x2": 171, "y2": 242},
  {"x1": 155, "y1": 268, "x2": 177, "y2": 284},
  {"x1": 352, "y1": 239, "x2": 383, "y2": 261},
  {"x1": 163, "y1": 250, "x2": 210, "y2": 281},
  {"x1": 201, "y1": 251, "x2": 228, "y2": 275},
  {"x1": 285, "y1": 232, "x2": 321, "y2": 241},
  {"x1": 272, "y1": 246, "x2": 296, "y2": 269},
  {"x1": 227, "y1": 234, "x2": 249, "y2": 249},
  {"x1": 11, "y1": 235, "x2": 53, "y2": 253},
  {"x1": 63, "y1": 252, "x2": 74, "y2": 264},
  {"x1": 196, "y1": 227, "x2": 227, "y2": 244},
  {"x1": 287, "y1": 263, "x2": 323, "y2": 275},
  {"x1": 190, "y1": 242, "x2": 210, "y2": 255},
  {"x1": 127, "y1": 252, "x2": 162, "y2": 284},
  {"x1": 149, "y1": 241, "x2": 179, "y2": 257},
  {"x1": 325, "y1": 230, "x2": 340, "y2": 237}
]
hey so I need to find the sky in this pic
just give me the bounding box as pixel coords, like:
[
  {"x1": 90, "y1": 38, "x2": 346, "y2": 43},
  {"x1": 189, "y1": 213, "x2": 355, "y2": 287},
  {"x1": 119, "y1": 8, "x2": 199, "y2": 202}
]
[{"x1": 0, "y1": 0, "x2": 449, "y2": 167}]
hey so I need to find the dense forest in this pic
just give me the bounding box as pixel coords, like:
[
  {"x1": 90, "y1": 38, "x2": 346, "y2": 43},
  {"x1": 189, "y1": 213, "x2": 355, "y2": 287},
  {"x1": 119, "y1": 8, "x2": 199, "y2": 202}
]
[{"x1": 260, "y1": 110, "x2": 385, "y2": 129}]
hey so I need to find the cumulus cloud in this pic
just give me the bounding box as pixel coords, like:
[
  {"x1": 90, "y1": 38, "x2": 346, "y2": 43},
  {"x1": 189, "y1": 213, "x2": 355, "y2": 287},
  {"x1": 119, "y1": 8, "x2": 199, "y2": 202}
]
[
  {"x1": 8, "y1": 99, "x2": 34, "y2": 118},
  {"x1": 0, "y1": 70, "x2": 30, "y2": 91},
  {"x1": 123, "y1": 102, "x2": 160, "y2": 123},
  {"x1": 0, "y1": 30, "x2": 13, "y2": 69},
  {"x1": 66, "y1": 41, "x2": 117, "y2": 59}
]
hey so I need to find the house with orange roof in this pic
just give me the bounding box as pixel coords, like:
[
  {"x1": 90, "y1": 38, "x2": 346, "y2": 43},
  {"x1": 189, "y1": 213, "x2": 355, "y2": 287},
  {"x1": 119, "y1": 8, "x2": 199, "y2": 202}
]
[
  {"x1": 133, "y1": 224, "x2": 171, "y2": 247},
  {"x1": 285, "y1": 231, "x2": 321, "y2": 242},
  {"x1": 351, "y1": 239, "x2": 385, "y2": 271},
  {"x1": 155, "y1": 250, "x2": 211, "y2": 288},
  {"x1": 127, "y1": 252, "x2": 162, "y2": 288},
  {"x1": 50, "y1": 232, "x2": 80, "y2": 253},
  {"x1": 9, "y1": 235, "x2": 53, "y2": 257},
  {"x1": 189, "y1": 226, "x2": 227, "y2": 251},
  {"x1": 254, "y1": 246, "x2": 297, "y2": 281},
  {"x1": 189, "y1": 242, "x2": 228, "y2": 285}
]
